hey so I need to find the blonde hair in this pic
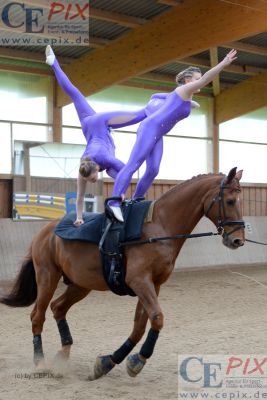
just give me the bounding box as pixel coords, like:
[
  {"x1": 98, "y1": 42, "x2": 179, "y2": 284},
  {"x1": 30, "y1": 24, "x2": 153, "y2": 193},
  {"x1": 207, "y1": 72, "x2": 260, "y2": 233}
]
[
  {"x1": 176, "y1": 66, "x2": 201, "y2": 85},
  {"x1": 79, "y1": 157, "x2": 98, "y2": 178}
]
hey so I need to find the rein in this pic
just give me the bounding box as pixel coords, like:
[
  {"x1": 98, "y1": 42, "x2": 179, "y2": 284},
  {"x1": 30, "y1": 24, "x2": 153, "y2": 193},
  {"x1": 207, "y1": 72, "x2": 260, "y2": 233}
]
[
  {"x1": 245, "y1": 238, "x2": 267, "y2": 246},
  {"x1": 120, "y1": 234, "x2": 267, "y2": 248},
  {"x1": 120, "y1": 231, "x2": 219, "y2": 247}
]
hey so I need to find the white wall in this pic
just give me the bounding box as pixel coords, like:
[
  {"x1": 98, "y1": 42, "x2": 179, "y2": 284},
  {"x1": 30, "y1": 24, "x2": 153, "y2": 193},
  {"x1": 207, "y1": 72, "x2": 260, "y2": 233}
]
[
  {"x1": 176, "y1": 217, "x2": 267, "y2": 270},
  {"x1": 0, "y1": 217, "x2": 266, "y2": 280}
]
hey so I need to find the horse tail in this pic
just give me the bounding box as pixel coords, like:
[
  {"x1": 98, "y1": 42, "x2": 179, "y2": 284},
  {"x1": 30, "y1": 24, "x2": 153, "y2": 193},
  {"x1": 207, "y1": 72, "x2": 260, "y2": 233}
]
[{"x1": 0, "y1": 250, "x2": 37, "y2": 307}]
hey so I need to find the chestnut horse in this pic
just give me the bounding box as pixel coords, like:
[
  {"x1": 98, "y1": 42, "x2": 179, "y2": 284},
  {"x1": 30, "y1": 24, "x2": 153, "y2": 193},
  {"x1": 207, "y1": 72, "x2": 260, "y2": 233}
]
[{"x1": 1, "y1": 167, "x2": 245, "y2": 379}]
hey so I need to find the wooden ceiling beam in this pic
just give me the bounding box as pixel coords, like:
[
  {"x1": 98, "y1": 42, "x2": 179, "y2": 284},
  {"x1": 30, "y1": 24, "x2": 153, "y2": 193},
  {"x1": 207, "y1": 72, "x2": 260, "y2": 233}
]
[
  {"x1": 157, "y1": 0, "x2": 182, "y2": 5},
  {"x1": 129, "y1": 74, "x2": 234, "y2": 93},
  {"x1": 215, "y1": 71, "x2": 267, "y2": 123},
  {"x1": 0, "y1": 63, "x2": 52, "y2": 76},
  {"x1": 89, "y1": 36, "x2": 111, "y2": 48},
  {"x1": 0, "y1": 47, "x2": 72, "y2": 65},
  {"x1": 180, "y1": 56, "x2": 266, "y2": 76},
  {"x1": 121, "y1": 80, "x2": 212, "y2": 97},
  {"x1": 139, "y1": 72, "x2": 175, "y2": 83},
  {"x1": 120, "y1": 81, "x2": 175, "y2": 93},
  {"x1": 222, "y1": 41, "x2": 267, "y2": 57},
  {"x1": 57, "y1": 0, "x2": 267, "y2": 107},
  {"x1": 209, "y1": 47, "x2": 220, "y2": 96},
  {"x1": 90, "y1": 8, "x2": 147, "y2": 28}
]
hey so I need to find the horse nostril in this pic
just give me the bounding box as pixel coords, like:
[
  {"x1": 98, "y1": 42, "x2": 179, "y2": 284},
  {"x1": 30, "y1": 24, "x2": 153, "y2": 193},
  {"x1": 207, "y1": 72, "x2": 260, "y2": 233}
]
[{"x1": 233, "y1": 238, "x2": 244, "y2": 247}]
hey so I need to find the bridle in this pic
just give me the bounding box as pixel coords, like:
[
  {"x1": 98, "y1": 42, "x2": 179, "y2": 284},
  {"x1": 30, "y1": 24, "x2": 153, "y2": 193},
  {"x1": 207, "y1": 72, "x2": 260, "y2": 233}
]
[{"x1": 205, "y1": 177, "x2": 245, "y2": 238}]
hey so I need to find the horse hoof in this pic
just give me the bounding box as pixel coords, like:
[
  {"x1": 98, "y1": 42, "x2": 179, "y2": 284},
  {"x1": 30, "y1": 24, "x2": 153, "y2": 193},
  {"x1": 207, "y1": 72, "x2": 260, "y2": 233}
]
[
  {"x1": 126, "y1": 353, "x2": 146, "y2": 377},
  {"x1": 34, "y1": 355, "x2": 46, "y2": 368},
  {"x1": 52, "y1": 350, "x2": 69, "y2": 374},
  {"x1": 54, "y1": 345, "x2": 71, "y2": 362},
  {"x1": 52, "y1": 353, "x2": 68, "y2": 377},
  {"x1": 93, "y1": 355, "x2": 115, "y2": 380},
  {"x1": 54, "y1": 351, "x2": 66, "y2": 362},
  {"x1": 34, "y1": 359, "x2": 49, "y2": 372}
]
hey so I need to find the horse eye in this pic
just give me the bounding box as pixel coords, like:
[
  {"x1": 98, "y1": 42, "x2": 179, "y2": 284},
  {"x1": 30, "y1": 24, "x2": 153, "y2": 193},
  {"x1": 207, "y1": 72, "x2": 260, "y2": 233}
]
[{"x1": 227, "y1": 199, "x2": 235, "y2": 206}]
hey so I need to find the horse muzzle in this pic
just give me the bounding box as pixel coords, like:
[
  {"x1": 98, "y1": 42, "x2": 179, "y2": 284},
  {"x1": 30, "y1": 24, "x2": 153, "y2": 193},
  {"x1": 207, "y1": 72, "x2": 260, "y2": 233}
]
[
  {"x1": 218, "y1": 220, "x2": 245, "y2": 250},
  {"x1": 222, "y1": 232, "x2": 245, "y2": 249}
]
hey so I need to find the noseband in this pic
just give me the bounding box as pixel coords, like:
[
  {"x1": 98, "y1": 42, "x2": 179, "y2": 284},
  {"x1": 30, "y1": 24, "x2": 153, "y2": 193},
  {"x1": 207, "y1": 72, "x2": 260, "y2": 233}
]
[{"x1": 205, "y1": 178, "x2": 245, "y2": 238}]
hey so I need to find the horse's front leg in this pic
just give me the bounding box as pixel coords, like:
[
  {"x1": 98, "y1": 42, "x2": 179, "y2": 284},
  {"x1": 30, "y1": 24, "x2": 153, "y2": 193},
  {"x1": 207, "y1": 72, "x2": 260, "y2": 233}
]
[
  {"x1": 92, "y1": 299, "x2": 149, "y2": 380},
  {"x1": 125, "y1": 280, "x2": 163, "y2": 377}
]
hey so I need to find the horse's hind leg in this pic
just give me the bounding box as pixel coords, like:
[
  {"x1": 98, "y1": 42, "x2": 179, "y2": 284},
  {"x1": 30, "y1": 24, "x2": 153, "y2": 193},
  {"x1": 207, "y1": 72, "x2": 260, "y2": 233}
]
[
  {"x1": 93, "y1": 299, "x2": 149, "y2": 380},
  {"x1": 30, "y1": 262, "x2": 61, "y2": 368},
  {"x1": 50, "y1": 283, "x2": 90, "y2": 361}
]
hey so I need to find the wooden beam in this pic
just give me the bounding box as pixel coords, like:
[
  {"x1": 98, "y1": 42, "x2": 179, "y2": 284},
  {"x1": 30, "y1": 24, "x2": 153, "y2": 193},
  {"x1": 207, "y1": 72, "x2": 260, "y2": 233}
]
[
  {"x1": 90, "y1": 8, "x2": 147, "y2": 28},
  {"x1": 139, "y1": 72, "x2": 175, "y2": 83},
  {"x1": 205, "y1": 97, "x2": 218, "y2": 172},
  {"x1": 138, "y1": 71, "x2": 219, "y2": 94},
  {"x1": 0, "y1": 63, "x2": 52, "y2": 76},
  {"x1": 53, "y1": 78, "x2": 62, "y2": 143},
  {"x1": 23, "y1": 144, "x2": 31, "y2": 193},
  {"x1": 122, "y1": 80, "x2": 213, "y2": 97},
  {"x1": 222, "y1": 41, "x2": 267, "y2": 57},
  {"x1": 215, "y1": 71, "x2": 267, "y2": 124},
  {"x1": 213, "y1": 122, "x2": 219, "y2": 173},
  {"x1": 57, "y1": 0, "x2": 267, "y2": 107},
  {"x1": 209, "y1": 47, "x2": 220, "y2": 96},
  {"x1": 180, "y1": 56, "x2": 266, "y2": 76},
  {"x1": 120, "y1": 81, "x2": 175, "y2": 93},
  {"x1": 0, "y1": 47, "x2": 72, "y2": 65},
  {"x1": 157, "y1": 0, "x2": 182, "y2": 5},
  {"x1": 89, "y1": 36, "x2": 111, "y2": 48}
]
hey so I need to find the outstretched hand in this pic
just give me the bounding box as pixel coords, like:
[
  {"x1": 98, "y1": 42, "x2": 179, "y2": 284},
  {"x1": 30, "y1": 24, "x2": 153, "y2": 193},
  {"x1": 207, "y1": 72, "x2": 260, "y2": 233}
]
[
  {"x1": 223, "y1": 49, "x2": 237, "y2": 65},
  {"x1": 74, "y1": 218, "x2": 84, "y2": 227}
]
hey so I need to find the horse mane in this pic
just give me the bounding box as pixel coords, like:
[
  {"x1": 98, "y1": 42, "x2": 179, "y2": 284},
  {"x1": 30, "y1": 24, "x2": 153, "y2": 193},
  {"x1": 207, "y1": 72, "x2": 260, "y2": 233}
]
[{"x1": 158, "y1": 172, "x2": 225, "y2": 201}]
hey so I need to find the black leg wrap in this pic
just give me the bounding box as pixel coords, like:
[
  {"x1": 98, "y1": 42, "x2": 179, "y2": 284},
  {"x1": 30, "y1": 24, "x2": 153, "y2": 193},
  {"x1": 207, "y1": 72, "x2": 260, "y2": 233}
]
[
  {"x1": 57, "y1": 319, "x2": 73, "y2": 346},
  {"x1": 111, "y1": 338, "x2": 135, "y2": 364},
  {"x1": 33, "y1": 334, "x2": 44, "y2": 363},
  {"x1": 140, "y1": 329, "x2": 159, "y2": 359}
]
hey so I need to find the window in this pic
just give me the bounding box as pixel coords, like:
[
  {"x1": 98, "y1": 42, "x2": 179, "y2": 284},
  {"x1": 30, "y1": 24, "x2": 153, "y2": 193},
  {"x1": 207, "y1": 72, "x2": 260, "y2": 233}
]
[{"x1": 220, "y1": 111, "x2": 267, "y2": 183}]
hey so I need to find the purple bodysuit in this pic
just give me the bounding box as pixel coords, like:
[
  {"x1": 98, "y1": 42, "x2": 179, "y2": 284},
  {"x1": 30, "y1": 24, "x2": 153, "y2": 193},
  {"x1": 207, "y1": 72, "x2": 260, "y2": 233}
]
[
  {"x1": 112, "y1": 90, "x2": 191, "y2": 199},
  {"x1": 51, "y1": 59, "x2": 166, "y2": 179}
]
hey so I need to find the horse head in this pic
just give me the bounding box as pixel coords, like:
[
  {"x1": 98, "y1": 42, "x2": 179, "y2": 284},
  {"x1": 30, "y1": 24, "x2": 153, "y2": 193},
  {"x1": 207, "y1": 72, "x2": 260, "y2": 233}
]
[{"x1": 204, "y1": 167, "x2": 245, "y2": 249}]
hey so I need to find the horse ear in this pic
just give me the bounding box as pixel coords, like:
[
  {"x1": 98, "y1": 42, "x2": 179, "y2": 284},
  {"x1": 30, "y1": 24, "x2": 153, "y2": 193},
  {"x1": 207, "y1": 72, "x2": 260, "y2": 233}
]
[
  {"x1": 225, "y1": 167, "x2": 237, "y2": 184},
  {"x1": 235, "y1": 169, "x2": 243, "y2": 182}
]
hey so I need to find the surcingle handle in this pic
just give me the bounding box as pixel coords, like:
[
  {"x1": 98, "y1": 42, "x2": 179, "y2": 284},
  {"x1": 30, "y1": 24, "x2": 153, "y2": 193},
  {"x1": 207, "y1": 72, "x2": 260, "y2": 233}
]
[{"x1": 99, "y1": 220, "x2": 113, "y2": 253}]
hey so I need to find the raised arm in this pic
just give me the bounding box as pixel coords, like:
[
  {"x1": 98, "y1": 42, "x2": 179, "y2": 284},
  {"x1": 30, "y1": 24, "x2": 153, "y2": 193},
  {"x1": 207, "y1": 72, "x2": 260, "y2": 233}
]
[
  {"x1": 176, "y1": 49, "x2": 237, "y2": 99},
  {"x1": 74, "y1": 173, "x2": 87, "y2": 226}
]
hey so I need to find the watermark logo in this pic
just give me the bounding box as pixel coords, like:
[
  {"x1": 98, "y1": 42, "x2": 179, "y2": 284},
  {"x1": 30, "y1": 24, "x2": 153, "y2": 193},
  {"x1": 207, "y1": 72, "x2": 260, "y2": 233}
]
[
  {"x1": 15, "y1": 372, "x2": 61, "y2": 379},
  {"x1": 178, "y1": 355, "x2": 267, "y2": 399},
  {"x1": 0, "y1": 1, "x2": 90, "y2": 46}
]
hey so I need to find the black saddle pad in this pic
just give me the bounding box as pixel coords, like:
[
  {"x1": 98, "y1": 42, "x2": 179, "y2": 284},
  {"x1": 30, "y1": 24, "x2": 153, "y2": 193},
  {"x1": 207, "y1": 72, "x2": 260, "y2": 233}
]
[{"x1": 54, "y1": 200, "x2": 152, "y2": 244}]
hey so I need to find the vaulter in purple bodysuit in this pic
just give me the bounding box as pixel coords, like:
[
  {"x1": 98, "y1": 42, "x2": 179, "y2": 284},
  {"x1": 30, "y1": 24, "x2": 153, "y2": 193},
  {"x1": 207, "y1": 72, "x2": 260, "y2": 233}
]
[
  {"x1": 46, "y1": 46, "x2": 169, "y2": 225},
  {"x1": 110, "y1": 49, "x2": 238, "y2": 222}
]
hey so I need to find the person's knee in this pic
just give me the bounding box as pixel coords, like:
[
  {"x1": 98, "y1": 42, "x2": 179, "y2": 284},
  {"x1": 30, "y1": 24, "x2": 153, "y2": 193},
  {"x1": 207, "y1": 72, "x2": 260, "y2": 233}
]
[
  {"x1": 126, "y1": 161, "x2": 142, "y2": 176},
  {"x1": 145, "y1": 165, "x2": 160, "y2": 180}
]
